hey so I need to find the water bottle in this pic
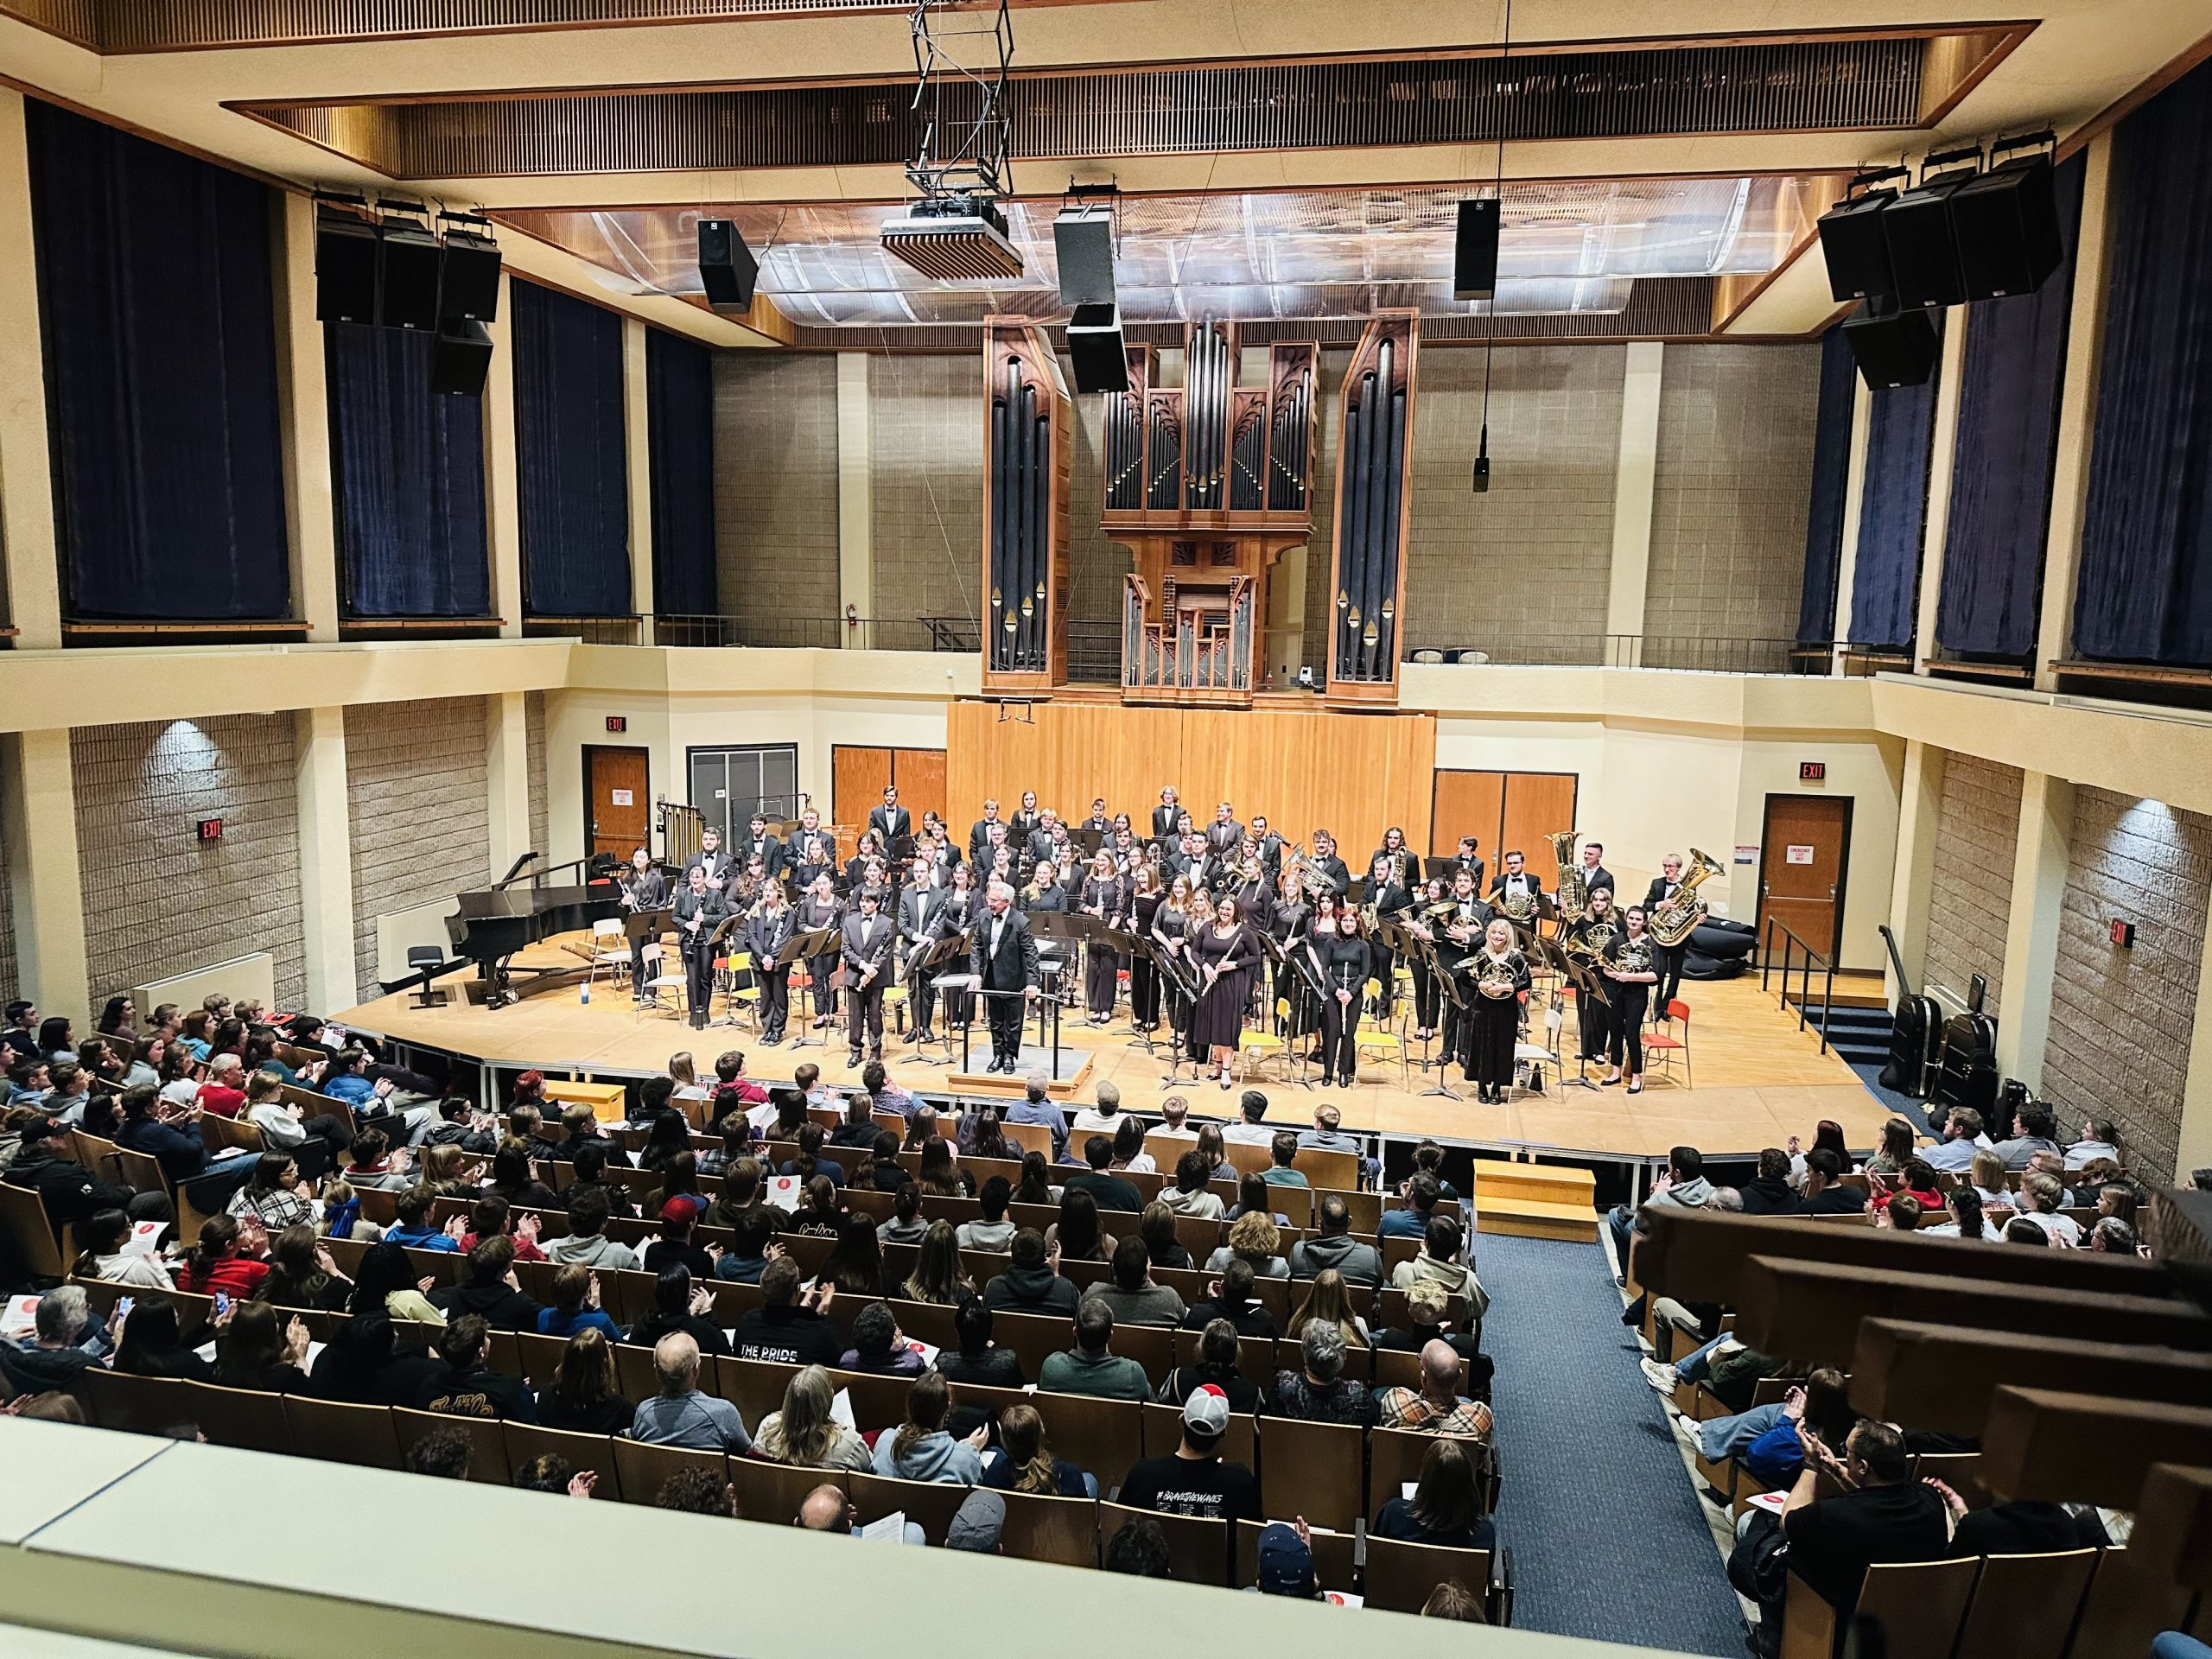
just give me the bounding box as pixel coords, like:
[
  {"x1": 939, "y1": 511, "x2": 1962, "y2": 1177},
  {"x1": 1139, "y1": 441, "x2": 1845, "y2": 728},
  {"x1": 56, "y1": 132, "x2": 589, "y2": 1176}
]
[{"x1": 580, "y1": 980, "x2": 592, "y2": 1006}]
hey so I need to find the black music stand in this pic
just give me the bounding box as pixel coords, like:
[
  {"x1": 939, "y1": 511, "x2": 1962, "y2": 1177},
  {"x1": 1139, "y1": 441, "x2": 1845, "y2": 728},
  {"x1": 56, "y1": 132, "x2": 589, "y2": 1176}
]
[
  {"x1": 1547, "y1": 937, "x2": 1611, "y2": 1094},
  {"x1": 907, "y1": 931, "x2": 971, "y2": 1067},
  {"x1": 785, "y1": 925, "x2": 843, "y2": 1051},
  {"x1": 1134, "y1": 937, "x2": 1199, "y2": 1077},
  {"x1": 1267, "y1": 931, "x2": 1329, "y2": 1091},
  {"x1": 1027, "y1": 911, "x2": 1088, "y2": 1013},
  {"x1": 1069, "y1": 826, "x2": 1107, "y2": 857},
  {"x1": 938, "y1": 980, "x2": 1068, "y2": 1080},
  {"x1": 1421, "y1": 943, "x2": 1470, "y2": 1101}
]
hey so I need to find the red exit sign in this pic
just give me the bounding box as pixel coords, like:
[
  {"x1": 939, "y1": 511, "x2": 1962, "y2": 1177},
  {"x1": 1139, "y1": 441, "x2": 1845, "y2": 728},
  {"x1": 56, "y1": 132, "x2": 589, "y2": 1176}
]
[
  {"x1": 605, "y1": 716, "x2": 627, "y2": 733},
  {"x1": 1799, "y1": 761, "x2": 1827, "y2": 783},
  {"x1": 2111, "y1": 918, "x2": 2135, "y2": 948},
  {"x1": 196, "y1": 818, "x2": 224, "y2": 842}
]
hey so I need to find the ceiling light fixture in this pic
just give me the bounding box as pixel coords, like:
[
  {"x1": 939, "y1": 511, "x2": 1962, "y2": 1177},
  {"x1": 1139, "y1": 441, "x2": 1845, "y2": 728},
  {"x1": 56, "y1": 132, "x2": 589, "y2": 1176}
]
[{"x1": 882, "y1": 0, "x2": 1023, "y2": 281}]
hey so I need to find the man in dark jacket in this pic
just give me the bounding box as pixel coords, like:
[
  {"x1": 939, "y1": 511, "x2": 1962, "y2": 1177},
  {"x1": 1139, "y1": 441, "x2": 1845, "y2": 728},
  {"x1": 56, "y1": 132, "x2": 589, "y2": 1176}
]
[
  {"x1": 1062, "y1": 1138, "x2": 1143, "y2": 1214},
  {"x1": 1, "y1": 1285, "x2": 113, "y2": 1395},
  {"x1": 1735, "y1": 1148, "x2": 1798, "y2": 1215},
  {"x1": 732, "y1": 1258, "x2": 842, "y2": 1365},
  {"x1": 981, "y1": 1229, "x2": 1079, "y2": 1316},
  {"x1": 1796, "y1": 1149, "x2": 1868, "y2": 1215},
  {"x1": 6, "y1": 1115, "x2": 170, "y2": 1229},
  {"x1": 416, "y1": 1315, "x2": 537, "y2": 1421},
  {"x1": 427, "y1": 1236, "x2": 541, "y2": 1330},
  {"x1": 1287, "y1": 1194, "x2": 1384, "y2": 1286}
]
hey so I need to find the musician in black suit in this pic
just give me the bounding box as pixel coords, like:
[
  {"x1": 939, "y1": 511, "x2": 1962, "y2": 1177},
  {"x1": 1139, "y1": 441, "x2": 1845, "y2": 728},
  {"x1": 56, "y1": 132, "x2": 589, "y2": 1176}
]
[
  {"x1": 969, "y1": 798, "x2": 1006, "y2": 867},
  {"x1": 744, "y1": 882, "x2": 798, "y2": 1045},
  {"x1": 1577, "y1": 842, "x2": 1618, "y2": 897},
  {"x1": 1204, "y1": 804, "x2": 1243, "y2": 855},
  {"x1": 899, "y1": 855, "x2": 948, "y2": 1043},
  {"x1": 841, "y1": 887, "x2": 896, "y2": 1065},
  {"x1": 1361, "y1": 855, "x2": 1412, "y2": 1018},
  {"x1": 1250, "y1": 815, "x2": 1284, "y2": 880},
  {"x1": 1079, "y1": 799, "x2": 1114, "y2": 838},
  {"x1": 790, "y1": 810, "x2": 839, "y2": 894},
  {"x1": 620, "y1": 846, "x2": 672, "y2": 994},
  {"x1": 1025, "y1": 808, "x2": 1064, "y2": 867},
  {"x1": 740, "y1": 813, "x2": 785, "y2": 883},
  {"x1": 1171, "y1": 834, "x2": 1221, "y2": 896},
  {"x1": 1489, "y1": 851, "x2": 1543, "y2": 915},
  {"x1": 1433, "y1": 867, "x2": 1492, "y2": 1060},
  {"x1": 970, "y1": 880, "x2": 1041, "y2": 1074},
  {"x1": 1150, "y1": 787, "x2": 1182, "y2": 844},
  {"x1": 690, "y1": 826, "x2": 739, "y2": 893},
  {"x1": 1643, "y1": 853, "x2": 1699, "y2": 1020},
  {"x1": 1307, "y1": 830, "x2": 1351, "y2": 896},
  {"x1": 868, "y1": 786, "x2": 912, "y2": 857},
  {"x1": 672, "y1": 866, "x2": 727, "y2": 1030},
  {"x1": 1448, "y1": 836, "x2": 1485, "y2": 893}
]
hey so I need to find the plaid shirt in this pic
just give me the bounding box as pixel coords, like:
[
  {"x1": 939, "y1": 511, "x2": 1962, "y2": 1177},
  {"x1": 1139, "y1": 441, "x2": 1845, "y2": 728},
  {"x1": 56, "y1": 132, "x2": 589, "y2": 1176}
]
[
  {"x1": 228, "y1": 1184, "x2": 315, "y2": 1232},
  {"x1": 1376, "y1": 1386, "x2": 1493, "y2": 1440}
]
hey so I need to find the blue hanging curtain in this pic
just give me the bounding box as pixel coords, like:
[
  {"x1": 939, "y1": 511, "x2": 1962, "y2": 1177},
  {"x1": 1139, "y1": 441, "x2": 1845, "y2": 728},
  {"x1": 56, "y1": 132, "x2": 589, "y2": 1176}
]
[
  {"x1": 326, "y1": 323, "x2": 490, "y2": 617},
  {"x1": 2074, "y1": 60, "x2": 2212, "y2": 667},
  {"x1": 512, "y1": 280, "x2": 630, "y2": 617},
  {"x1": 1847, "y1": 312, "x2": 1946, "y2": 653},
  {"x1": 1795, "y1": 327, "x2": 1858, "y2": 645},
  {"x1": 25, "y1": 100, "x2": 290, "y2": 620},
  {"x1": 1936, "y1": 154, "x2": 2086, "y2": 661},
  {"x1": 645, "y1": 327, "x2": 717, "y2": 617}
]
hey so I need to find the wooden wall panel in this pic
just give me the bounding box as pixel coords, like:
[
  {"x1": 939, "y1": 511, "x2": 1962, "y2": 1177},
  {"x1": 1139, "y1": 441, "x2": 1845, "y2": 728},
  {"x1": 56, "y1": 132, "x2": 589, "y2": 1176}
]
[
  {"x1": 832, "y1": 746, "x2": 893, "y2": 856},
  {"x1": 946, "y1": 702, "x2": 1434, "y2": 865},
  {"x1": 1497, "y1": 772, "x2": 1580, "y2": 873},
  {"x1": 1430, "y1": 770, "x2": 1506, "y2": 859},
  {"x1": 893, "y1": 748, "x2": 947, "y2": 829}
]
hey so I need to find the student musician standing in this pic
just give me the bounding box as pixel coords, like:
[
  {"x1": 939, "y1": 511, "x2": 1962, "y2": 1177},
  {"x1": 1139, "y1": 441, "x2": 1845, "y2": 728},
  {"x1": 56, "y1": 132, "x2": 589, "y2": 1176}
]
[
  {"x1": 1460, "y1": 918, "x2": 1531, "y2": 1104},
  {"x1": 1310, "y1": 908, "x2": 1371, "y2": 1089},
  {"x1": 672, "y1": 867, "x2": 727, "y2": 1031}
]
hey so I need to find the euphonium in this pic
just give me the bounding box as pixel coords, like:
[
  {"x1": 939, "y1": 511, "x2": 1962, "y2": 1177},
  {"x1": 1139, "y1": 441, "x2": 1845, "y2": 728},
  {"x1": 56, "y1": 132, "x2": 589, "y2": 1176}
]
[
  {"x1": 1649, "y1": 848, "x2": 1724, "y2": 948},
  {"x1": 1547, "y1": 828, "x2": 1587, "y2": 924}
]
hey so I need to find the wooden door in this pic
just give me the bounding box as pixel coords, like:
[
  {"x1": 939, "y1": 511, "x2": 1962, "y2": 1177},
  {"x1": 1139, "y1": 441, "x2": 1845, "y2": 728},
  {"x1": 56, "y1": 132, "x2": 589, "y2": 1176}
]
[
  {"x1": 893, "y1": 749, "x2": 948, "y2": 829},
  {"x1": 584, "y1": 746, "x2": 651, "y2": 861},
  {"x1": 1497, "y1": 773, "x2": 1579, "y2": 879},
  {"x1": 833, "y1": 747, "x2": 894, "y2": 860},
  {"x1": 1429, "y1": 770, "x2": 1505, "y2": 860},
  {"x1": 1759, "y1": 794, "x2": 1852, "y2": 958}
]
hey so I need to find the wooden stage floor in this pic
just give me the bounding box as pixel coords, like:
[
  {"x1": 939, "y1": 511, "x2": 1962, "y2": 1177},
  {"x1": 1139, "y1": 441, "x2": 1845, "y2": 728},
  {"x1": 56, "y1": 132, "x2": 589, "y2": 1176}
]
[{"x1": 340, "y1": 944, "x2": 1894, "y2": 1165}]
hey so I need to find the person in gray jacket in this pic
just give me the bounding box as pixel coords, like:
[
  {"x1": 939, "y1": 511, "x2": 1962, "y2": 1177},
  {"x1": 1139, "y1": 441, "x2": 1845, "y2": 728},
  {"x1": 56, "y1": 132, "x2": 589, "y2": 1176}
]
[
  {"x1": 629, "y1": 1333, "x2": 751, "y2": 1452},
  {"x1": 1287, "y1": 1193, "x2": 1383, "y2": 1287},
  {"x1": 872, "y1": 1370, "x2": 987, "y2": 1482},
  {"x1": 543, "y1": 1188, "x2": 642, "y2": 1272},
  {"x1": 1080, "y1": 1236, "x2": 1188, "y2": 1327}
]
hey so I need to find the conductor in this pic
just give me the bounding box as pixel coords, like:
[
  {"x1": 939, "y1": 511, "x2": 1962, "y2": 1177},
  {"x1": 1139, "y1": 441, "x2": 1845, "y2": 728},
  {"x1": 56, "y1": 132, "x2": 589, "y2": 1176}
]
[{"x1": 970, "y1": 878, "x2": 1041, "y2": 1075}]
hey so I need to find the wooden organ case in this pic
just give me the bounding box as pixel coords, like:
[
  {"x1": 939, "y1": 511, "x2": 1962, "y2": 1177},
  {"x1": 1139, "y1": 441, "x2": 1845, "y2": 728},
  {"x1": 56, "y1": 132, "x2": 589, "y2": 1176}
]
[
  {"x1": 1101, "y1": 321, "x2": 1319, "y2": 707},
  {"x1": 982, "y1": 318, "x2": 1074, "y2": 694},
  {"x1": 1325, "y1": 309, "x2": 1420, "y2": 702}
]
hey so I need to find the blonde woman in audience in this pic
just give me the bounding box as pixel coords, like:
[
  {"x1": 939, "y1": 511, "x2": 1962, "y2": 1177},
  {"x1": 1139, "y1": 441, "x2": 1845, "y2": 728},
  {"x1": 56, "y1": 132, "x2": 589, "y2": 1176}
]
[
  {"x1": 1288, "y1": 1266, "x2": 1368, "y2": 1347},
  {"x1": 1203, "y1": 1209, "x2": 1289, "y2": 1279},
  {"x1": 900, "y1": 1220, "x2": 975, "y2": 1306},
  {"x1": 755, "y1": 1364, "x2": 873, "y2": 1472},
  {"x1": 1968, "y1": 1147, "x2": 2012, "y2": 1211},
  {"x1": 2013, "y1": 1171, "x2": 2082, "y2": 1245},
  {"x1": 666, "y1": 1052, "x2": 710, "y2": 1103}
]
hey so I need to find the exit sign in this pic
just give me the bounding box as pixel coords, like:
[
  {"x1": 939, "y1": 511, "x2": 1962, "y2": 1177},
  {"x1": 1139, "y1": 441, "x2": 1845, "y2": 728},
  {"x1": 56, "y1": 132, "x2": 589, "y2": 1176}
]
[
  {"x1": 196, "y1": 818, "x2": 224, "y2": 842},
  {"x1": 1799, "y1": 761, "x2": 1827, "y2": 783},
  {"x1": 2111, "y1": 918, "x2": 2135, "y2": 949},
  {"x1": 605, "y1": 716, "x2": 627, "y2": 733}
]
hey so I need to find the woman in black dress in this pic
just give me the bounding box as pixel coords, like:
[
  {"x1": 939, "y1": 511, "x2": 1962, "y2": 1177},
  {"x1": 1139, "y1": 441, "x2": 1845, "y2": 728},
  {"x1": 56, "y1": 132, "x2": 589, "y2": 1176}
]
[
  {"x1": 1268, "y1": 864, "x2": 1313, "y2": 1036},
  {"x1": 795, "y1": 874, "x2": 843, "y2": 1029},
  {"x1": 1078, "y1": 850, "x2": 1129, "y2": 1027},
  {"x1": 1461, "y1": 918, "x2": 1531, "y2": 1104},
  {"x1": 1189, "y1": 894, "x2": 1261, "y2": 1088},
  {"x1": 1309, "y1": 906, "x2": 1370, "y2": 1088},
  {"x1": 1602, "y1": 906, "x2": 1660, "y2": 1094},
  {"x1": 1128, "y1": 865, "x2": 1165, "y2": 1033},
  {"x1": 937, "y1": 863, "x2": 978, "y2": 1034},
  {"x1": 1151, "y1": 874, "x2": 1199, "y2": 1058}
]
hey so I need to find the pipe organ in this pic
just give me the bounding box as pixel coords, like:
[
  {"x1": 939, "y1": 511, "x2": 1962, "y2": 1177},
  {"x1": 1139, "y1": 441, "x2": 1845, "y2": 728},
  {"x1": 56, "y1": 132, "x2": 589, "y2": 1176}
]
[
  {"x1": 1325, "y1": 309, "x2": 1420, "y2": 701},
  {"x1": 1101, "y1": 322, "x2": 1319, "y2": 706},
  {"x1": 982, "y1": 318, "x2": 1072, "y2": 692}
]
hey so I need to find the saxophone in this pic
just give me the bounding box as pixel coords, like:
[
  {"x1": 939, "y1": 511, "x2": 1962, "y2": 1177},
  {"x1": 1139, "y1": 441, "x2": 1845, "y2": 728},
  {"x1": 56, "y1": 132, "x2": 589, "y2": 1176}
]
[
  {"x1": 1547, "y1": 829, "x2": 1587, "y2": 925},
  {"x1": 1649, "y1": 849, "x2": 1724, "y2": 947}
]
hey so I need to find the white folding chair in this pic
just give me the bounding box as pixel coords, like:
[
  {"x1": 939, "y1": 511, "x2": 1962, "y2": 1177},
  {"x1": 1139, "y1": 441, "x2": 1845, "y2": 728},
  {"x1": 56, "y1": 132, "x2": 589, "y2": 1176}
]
[
  {"x1": 638, "y1": 942, "x2": 688, "y2": 1021},
  {"x1": 587, "y1": 918, "x2": 630, "y2": 995}
]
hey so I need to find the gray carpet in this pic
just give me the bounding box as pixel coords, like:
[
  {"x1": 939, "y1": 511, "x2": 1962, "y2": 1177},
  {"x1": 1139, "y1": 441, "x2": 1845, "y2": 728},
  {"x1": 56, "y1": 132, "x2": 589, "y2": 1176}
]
[{"x1": 1479, "y1": 1231, "x2": 1747, "y2": 1656}]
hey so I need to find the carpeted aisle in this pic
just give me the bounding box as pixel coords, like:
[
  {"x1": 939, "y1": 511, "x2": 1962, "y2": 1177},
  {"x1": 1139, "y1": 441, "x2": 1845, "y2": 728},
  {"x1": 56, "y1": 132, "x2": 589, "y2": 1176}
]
[{"x1": 1478, "y1": 1231, "x2": 1746, "y2": 1656}]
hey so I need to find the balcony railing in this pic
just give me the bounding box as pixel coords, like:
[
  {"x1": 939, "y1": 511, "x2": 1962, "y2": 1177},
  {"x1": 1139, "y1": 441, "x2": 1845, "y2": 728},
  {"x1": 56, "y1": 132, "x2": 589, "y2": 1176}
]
[{"x1": 1401, "y1": 635, "x2": 1849, "y2": 676}]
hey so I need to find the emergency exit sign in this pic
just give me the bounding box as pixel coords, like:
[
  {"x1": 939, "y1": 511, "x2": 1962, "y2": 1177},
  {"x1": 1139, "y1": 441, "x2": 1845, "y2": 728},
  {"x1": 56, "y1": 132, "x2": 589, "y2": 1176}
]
[{"x1": 1799, "y1": 761, "x2": 1827, "y2": 783}]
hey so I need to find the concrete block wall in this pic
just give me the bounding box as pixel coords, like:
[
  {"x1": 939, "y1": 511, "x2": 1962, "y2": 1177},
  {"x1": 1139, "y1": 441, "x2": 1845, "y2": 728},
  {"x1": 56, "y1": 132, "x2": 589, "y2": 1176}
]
[
  {"x1": 1645, "y1": 343, "x2": 1823, "y2": 662},
  {"x1": 0, "y1": 798, "x2": 16, "y2": 1002},
  {"x1": 69, "y1": 715, "x2": 307, "y2": 1012},
  {"x1": 868, "y1": 353, "x2": 983, "y2": 629},
  {"x1": 525, "y1": 690, "x2": 549, "y2": 857},
  {"x1": 2042, "y1": 787, "x2": 2212, "y2": 1183},
  {"x1": 344, "y1": 696, "x2": 491, "y2": 1001},
  {"x1": 1402, "y1": 345, "x2": 1626, "y2": 664},
  {"x1": 1921, "y1": 753, "x2": 2023, "y2": 1014},
  {"x1": 711, "y1": 352, "x2": 839, "y2": 640}
]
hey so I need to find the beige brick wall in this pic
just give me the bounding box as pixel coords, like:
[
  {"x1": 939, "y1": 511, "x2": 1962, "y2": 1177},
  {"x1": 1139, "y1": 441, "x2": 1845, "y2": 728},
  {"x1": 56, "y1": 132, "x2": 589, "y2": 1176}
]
[
  {"x1": 1921, "y1": 753, "x2": 2022, "y2": 1014},
  {"x1": 712, "y1": 352, "x2": 839, "y2": 643},
  {"x1": 1645, "y1": 343, "x2": 1823, "y2": 668},
  {"x1": 868, "y1": 353, "x2": 984, "y2": 633},
  {"x1": 2042, "y1": 786, "x2": 2212, "y2": 1183},
  {"x1": 1402, "y1": 345, "x2": 1625, "y2": 664},
  {"x1": 345, "y1": 697, "x2": 491, "y2": 1001},
  {"x1": 525, "y1": 690, "x2": 549, "y2": 858},
  {"x1": 70, "y1": 716, "x2": 307, "y2": 1013}
]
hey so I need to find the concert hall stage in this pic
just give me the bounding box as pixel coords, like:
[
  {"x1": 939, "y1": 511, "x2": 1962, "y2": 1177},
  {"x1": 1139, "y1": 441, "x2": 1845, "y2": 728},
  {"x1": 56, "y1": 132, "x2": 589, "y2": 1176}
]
[{"x1": 338, "y1": 938, "x2": 1894, "y2": 1171}]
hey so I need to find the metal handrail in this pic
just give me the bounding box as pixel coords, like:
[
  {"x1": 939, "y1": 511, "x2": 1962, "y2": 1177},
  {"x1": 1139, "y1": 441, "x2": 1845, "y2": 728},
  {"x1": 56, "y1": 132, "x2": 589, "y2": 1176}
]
[{"x1": 1760, "y1": 914, "x2": 1837, "y2": 1057}]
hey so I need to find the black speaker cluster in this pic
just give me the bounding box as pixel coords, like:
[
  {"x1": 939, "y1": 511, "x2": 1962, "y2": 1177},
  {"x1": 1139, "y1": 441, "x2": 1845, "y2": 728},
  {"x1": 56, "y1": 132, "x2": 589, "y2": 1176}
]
[
  {"x1": 1453, "y1": 198, "x2": 1501, "y2": 301},
  {"x1": 1818, "y1": 132, "x2": 2063, "y2": 389},
  {"x1": 1056, "y1": 194, "x2": 1128, "y2": 395},
  {"x1": 315, "y1": 195, "x2": 502, "y2": 396},
  {"x1": 696, "y1": 219, "x2": 760, "y2": 310}
]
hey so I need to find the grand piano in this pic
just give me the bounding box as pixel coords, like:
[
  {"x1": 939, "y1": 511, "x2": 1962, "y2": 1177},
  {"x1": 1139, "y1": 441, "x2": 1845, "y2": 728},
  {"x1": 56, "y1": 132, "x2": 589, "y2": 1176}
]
[{"x1": 445, "y1": 854, "x2": 623, "y2": 1007}]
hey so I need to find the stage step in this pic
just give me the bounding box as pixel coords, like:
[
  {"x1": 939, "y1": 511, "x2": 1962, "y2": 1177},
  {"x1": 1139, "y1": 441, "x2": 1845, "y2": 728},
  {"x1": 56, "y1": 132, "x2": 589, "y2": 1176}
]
[{"x1": 1472, "y1": 1160, "x2": 1599, "y2": 1242}]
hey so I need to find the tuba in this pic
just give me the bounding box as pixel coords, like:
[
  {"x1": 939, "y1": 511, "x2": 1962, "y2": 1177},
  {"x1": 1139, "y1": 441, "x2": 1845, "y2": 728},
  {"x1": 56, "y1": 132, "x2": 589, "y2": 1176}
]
[
  {"x1": 1547, "y1": 829, "x2": 1588, "y2": 925},
  {"x1": 1649, "y1": 848, "x2": 1724, "y2": 947}
]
